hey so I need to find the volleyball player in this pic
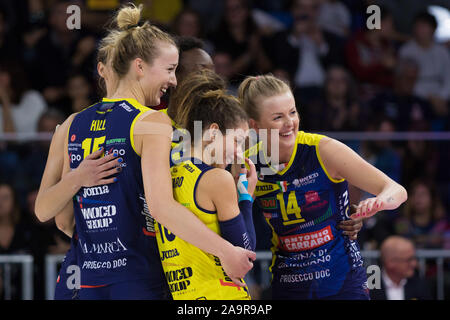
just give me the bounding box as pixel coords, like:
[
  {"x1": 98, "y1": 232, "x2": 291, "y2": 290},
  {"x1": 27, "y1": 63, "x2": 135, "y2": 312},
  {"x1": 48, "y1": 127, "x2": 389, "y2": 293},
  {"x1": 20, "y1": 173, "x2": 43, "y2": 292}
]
[
  {"x1": 36, "y1": 3, "x2": 254, "y2": 299},
  {"x1": 35, "y1": 33, "x2": 121, "y2": 300},
  {"x1": 238, "y1": 74, "x2": 408, "y2": 299},
  {"x1": 157, "y1": 70, "x2": 256, "y2": 299}
]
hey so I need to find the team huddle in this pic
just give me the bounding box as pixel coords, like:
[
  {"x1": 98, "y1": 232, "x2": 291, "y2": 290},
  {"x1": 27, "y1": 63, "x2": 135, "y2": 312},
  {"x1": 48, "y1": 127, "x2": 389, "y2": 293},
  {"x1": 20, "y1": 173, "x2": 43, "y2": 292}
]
[{"x1": 35, "y1": 4, "x2": 407, "y2": 300}]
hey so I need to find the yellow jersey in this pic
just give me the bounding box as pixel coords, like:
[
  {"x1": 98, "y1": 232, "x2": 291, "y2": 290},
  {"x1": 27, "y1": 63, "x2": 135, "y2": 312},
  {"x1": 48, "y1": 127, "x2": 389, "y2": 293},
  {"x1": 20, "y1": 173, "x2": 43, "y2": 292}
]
[{"x1": 155, "y1": 158, "x2": 251, "y2": 300}]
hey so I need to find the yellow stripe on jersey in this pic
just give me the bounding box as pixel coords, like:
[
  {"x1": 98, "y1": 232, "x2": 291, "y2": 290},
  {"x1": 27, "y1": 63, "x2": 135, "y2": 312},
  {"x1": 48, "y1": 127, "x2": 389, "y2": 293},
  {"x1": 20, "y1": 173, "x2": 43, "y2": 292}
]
[
  {"x1": 67, "y1": 101, "x2": 103, "y2": 146},
  {"x1": 156, "y1": 159, "x2": 251, "y2": 300},
  {"x1": 100, "y1": 99, "x2": 151, "y2": 157},
  {"x1": 296, "y1": 131, "x2": 345, "y2": 184},
  {"x1": 246, "y1": 131, "x2": 345, "y2": 184}
]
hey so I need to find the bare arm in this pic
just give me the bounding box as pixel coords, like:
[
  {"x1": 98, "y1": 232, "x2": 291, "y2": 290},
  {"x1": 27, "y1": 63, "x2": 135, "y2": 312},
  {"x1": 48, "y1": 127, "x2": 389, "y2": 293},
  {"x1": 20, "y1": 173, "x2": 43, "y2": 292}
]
[
  {"x1": 35, "y1": 114, "x2": 121, "y2": 223},
  {"x1": 200, "y1": 168, "x2": 256, "y2": 251},
  {"x1": 54, "y1": 144, "x2": 76, "y2": 237},
  {"x1": 136, "y1": 112, "x2": 255, "y2": 284},
  {"x1": 35, "y1": 115, "x2": 76, "y2": 222},
  {"x1": 319, "y1": 137, "x2": 408, "y2": 219}
]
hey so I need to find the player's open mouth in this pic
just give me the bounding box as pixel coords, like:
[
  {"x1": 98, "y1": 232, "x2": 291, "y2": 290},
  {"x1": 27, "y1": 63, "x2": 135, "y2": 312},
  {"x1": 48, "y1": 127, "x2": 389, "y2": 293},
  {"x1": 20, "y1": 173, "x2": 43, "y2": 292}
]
[
  {"x1": 280, "y1": 130, "x2": 293, "y2": 138},
  {"x1": 160, "y1": 88, "x2": 167, "y2": 96}
]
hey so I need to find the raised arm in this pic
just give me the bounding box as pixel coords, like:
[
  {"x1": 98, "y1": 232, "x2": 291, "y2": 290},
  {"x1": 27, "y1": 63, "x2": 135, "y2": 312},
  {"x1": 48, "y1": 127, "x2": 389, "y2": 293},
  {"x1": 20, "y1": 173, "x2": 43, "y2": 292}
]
[
  {"x1": 198, "y1": 167, "x2": 256, "y2": 251},
  {"x1": 319, "y1": 137, "x2": 408, "y2": 219},
  {"x1": 136, "y1": 111, "x2": 256, "y2": 285}
]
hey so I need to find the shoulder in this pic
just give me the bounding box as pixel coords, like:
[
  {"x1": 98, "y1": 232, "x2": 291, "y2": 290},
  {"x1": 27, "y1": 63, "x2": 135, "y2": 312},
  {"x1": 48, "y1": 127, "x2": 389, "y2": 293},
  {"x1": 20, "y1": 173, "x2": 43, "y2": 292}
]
[
  {"x1": 317, "y1": 136, "x2": 353, "y2": 163},
  {"x1": 62, "y1": 113, "x2": 78, "y2": 129},
  {"x1": 198, "y1": 168, "x2": 236, "y2": 198},
  {"x1": 56, "y1": 113, "x2": 78, "y2": 142},
  {"x1": 297, "y1": 131, "x2": 325, "y2": 147},
  {"x1": 133, "y1": 109, "x2": 173, "y2": 141},
  {"x1": 137, "y1": 108, "x2": 171, "y2": 125},
  {"x1": 201, "y1": 167, "x2": 235, "y2": 187}
]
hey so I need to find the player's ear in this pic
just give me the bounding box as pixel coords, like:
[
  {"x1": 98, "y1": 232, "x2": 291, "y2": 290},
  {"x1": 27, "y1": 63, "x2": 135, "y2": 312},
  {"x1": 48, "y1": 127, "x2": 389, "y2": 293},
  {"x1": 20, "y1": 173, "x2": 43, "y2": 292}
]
[
  {"x1": 248, "y1": 118, "x2": 259, "y2": 132},
  {"x1": 97, "y1": 62, "x2": 104, "y2": 78},
  {"x1": 207, "y1": 123, "x2": 221, "y2": 142},
  {"x1": 134, "y1": 58, "x2": 145, "y2": 77}
]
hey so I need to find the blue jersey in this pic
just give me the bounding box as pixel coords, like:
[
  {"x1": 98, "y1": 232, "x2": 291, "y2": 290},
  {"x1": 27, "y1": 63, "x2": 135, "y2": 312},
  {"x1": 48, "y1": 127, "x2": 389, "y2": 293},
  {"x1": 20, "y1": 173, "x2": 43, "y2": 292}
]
[
  {"x1": 249, "y1": 131, "x2": 368, "y2": 299},
  {"x1": 54, "y1": 230, "x2": 79, "y2": 300},
  {"x1": 68, "y1": 98, "x2": 166, "y2": 288}
]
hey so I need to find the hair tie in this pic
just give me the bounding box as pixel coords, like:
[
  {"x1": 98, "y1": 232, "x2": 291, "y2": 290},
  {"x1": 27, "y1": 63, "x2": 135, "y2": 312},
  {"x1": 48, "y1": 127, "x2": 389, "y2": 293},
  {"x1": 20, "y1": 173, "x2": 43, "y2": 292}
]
[{"x1": 127, "y1": 20, "x2": 145, "y2": 30}]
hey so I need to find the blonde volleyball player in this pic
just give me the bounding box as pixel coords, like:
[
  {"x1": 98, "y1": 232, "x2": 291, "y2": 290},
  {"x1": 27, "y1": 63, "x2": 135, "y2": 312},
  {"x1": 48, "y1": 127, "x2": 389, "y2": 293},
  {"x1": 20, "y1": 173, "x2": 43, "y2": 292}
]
[
  {"x1": 36, "y1": 3, "x2": 254, "y2": 299},
  {"x1": 35, "y1": 31, "x2": 121, "y2": 300},
  {"x1": 238, "y1": 74, "x2": 407, "y2": 299}
]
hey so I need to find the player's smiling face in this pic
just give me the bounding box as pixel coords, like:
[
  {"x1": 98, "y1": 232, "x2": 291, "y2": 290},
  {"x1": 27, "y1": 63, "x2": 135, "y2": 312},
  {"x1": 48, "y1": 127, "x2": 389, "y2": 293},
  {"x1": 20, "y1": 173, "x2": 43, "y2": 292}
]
[
  {"x1": 204, "y1": 121, "x2": 249, "y2": 169},
  {"x1": 250, "y1": 91, "x2": 299, "y2": 159},
  {"x1": 140, "y1": 43, "x2": 178, "y2": 106}
]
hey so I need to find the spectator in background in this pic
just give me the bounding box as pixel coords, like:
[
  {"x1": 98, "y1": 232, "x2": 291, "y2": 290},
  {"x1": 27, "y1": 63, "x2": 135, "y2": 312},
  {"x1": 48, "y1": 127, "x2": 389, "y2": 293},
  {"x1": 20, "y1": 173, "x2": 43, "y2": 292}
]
[
  {"x1": 22, "y1": 186, "x2": 61, "y2": 299},
  {"x1": 0, "y1": 60, "x2": 47, "y2": 133},
  {"x1": 361, "y1": 119, "x2": 402, "y2": 183},
  {"x1": 370, "y1": 236, "x2": 432, "y2": 300},
  {"x1": 27, "y1": 1, "x2": 96, "y2": 114},
  {"x1": 0, "y1": 182, "x2": 27, "y2": 299},
  {"x1": 154, "y1": 36, "x2": 214, "y2": 110},
  {"x1": 185, "y1": 0, "x2": 225, "y2": 35},
  {"x1": 172, "y1": 7, "x2": 214, "y2": 54},
  {"x1": 303, "y1": 65, "x2": 361, "y2": 131},
  {"x1": 366, "y1": 58, "x2": 433, "y2": 131},
  {"x1": 67, "y1": 73, "x2": 95, "y2": 114},
  {"x1": 0, "y1": 182, "x2": 29, "y2": 254},
  {"x1": 15, "y1": 109, "x2": 65, "y2": 196},
  {"x1": 172, "y1": 8, "x2": 203, "y2": 39},
  {"x1": 212, "y1": 51, "x2": 239, "y2": 95},
  {"x1": 395, "y1": 180, "x2": 447, "y2": 249},
  {"x1": 0, "y1": 5, "x2": 21, "y2": 61},
  {"x1": 268, "y1": 0, "x2": 345, "y2": 106},
  {"x1": 401, "y1": 140, "x2": 439, "y2": 188},
  {"x1": 398, "y1": 11, "x2": 450, "y2": 126},
  {"x1": 355, "y1": 119, "x2": 403, "y2": 250},
  {"x1": 174, "y1": 36, "x2": 214, "y2": 84},
  {"x1": 345, "y1": 6, "x2": 397, "y2": 95},
  {"x1": 317, "y1": 0, "x2": 351, "y2": 38},
  {"x1": 209, "y1": 0, "x2": 271, "y2": 84},
  {"x1": 21, "y1": 0, "x2": 48, "y2": 64}
]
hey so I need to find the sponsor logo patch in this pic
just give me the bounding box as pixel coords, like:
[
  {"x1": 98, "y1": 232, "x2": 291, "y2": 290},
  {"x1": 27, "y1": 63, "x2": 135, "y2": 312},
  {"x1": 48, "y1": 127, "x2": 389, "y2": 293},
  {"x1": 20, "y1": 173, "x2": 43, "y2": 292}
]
[{"x1": 279, "y1": 225, "x2": 334, "y2": 252}]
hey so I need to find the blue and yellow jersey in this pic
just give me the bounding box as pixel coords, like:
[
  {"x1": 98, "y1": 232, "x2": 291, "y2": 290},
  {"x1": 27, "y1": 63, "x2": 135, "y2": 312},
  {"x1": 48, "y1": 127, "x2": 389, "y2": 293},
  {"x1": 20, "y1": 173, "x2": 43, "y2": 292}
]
[
  {"x1": 68, "y1": 98, "x2": 166, "y2": 288},
  {"x1": 156, "y1": 158, "x2": 251, "y2": 300},
  {"x1": 248, "y1": 131, "x2": 367, "y2": 299}
]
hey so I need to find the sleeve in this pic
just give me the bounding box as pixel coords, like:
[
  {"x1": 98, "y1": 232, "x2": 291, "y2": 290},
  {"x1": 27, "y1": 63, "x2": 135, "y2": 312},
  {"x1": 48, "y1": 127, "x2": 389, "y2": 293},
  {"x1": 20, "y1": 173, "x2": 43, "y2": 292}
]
[{"x1": 218, "y1": 200, "x2": 256, "y2": 251}]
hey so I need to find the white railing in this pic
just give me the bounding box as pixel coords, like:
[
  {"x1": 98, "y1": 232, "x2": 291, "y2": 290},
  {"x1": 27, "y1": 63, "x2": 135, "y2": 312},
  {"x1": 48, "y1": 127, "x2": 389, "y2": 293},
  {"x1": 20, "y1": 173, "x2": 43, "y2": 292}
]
[
  {"x1": 40, "y1": 250, "x2": 450, "y2": 300},
  {"x1": 44, "y1": 254, "x2": 65, "y2": 300},
  {"x1": 0, "y1": 254, "x2": 34, "y2": 300}
]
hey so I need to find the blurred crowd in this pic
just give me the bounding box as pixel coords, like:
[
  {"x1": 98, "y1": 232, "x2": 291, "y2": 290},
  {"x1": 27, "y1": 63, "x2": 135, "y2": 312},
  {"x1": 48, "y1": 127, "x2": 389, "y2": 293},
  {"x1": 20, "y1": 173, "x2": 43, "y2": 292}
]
[{"x1": 0, "y1": 0, "x2": 449, "y2": 299}]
